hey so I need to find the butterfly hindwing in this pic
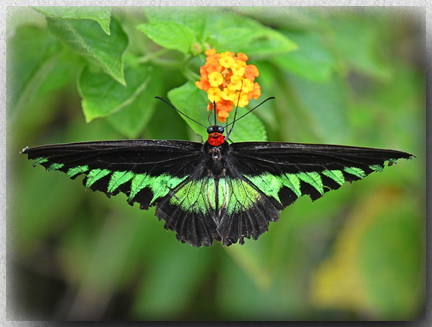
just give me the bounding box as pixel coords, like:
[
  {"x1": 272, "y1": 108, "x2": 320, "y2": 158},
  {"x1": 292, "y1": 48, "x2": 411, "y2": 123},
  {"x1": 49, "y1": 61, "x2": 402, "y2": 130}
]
[
  {"x1": 229, "y1": 142, "x2": 413, "y2": 209},
  {"x1": 155, "y1": 174, "x2": 280, "y2": 246},
  {"x1": 22, "y1": 140, "x2": 204, "y2": 210}
]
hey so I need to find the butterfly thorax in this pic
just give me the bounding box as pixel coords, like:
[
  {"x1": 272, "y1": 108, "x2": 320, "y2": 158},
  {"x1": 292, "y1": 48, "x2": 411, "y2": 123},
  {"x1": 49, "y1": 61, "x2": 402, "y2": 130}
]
[
  {"x1": 202, "y1": 124, "x2": 229, "y2": 177},
  {"x1": 203, "y1": 141, "x2": 229, "y2": 177}
]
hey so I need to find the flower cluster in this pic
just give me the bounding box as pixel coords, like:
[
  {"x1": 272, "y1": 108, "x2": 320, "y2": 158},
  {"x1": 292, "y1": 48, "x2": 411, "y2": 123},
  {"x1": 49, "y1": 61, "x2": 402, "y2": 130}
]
[{"x1": 196, "y1": 49, "x2": 261, "y2": 122}]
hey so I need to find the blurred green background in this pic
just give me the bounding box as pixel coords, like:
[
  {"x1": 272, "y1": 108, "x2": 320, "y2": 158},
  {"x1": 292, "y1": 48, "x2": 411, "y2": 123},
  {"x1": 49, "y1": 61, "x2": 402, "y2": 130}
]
[{"x1": 7, "y1": 6, "x2": 425, "y2": 321}]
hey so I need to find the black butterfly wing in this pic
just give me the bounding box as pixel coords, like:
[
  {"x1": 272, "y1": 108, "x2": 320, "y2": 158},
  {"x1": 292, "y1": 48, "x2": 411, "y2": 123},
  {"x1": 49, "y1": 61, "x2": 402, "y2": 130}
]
[
  {"x1": 21, "y1": 140, "x2": 205, "y2": 210},
  {"x1": 228, "y1": 142, "x2": 413, "y2": 209},
  {"x1": 22, "y1": 139, "x2": 413, "y2": 248}
]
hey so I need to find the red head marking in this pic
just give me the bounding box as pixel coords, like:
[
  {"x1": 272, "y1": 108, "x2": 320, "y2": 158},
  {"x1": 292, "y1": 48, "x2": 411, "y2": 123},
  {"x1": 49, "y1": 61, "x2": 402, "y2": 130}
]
[
  {"x1": 207, "y1": 133, "x2": 225, "y2": 146},
  {"x1": 206, "y1": 125, "x2": 225, "y2": 146}
]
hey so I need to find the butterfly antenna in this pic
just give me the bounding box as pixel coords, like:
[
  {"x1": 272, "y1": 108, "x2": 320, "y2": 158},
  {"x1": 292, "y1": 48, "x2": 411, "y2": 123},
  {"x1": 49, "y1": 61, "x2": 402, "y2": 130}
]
[
  {"x1": 225, "y1": 97, "x2": 275, "y2": 128},
  {"x1": 155, "y1": 97, "x2": 207, "y2": 128},
  {"x1": 213, "y1": 101, "x2": 217, "y2": 125},
  {"x1": 225, "y1": 117, "x2": 233, "y2": 142},
  {"x1": 226, "y1": 81, "x2": 244, "y2": 139}
]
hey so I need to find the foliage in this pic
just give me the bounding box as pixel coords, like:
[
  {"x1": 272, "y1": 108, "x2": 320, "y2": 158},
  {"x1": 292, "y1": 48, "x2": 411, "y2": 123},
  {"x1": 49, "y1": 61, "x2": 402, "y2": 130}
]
[{"x1": 8, "y1": 6, "x2": 425, "y2": 321}]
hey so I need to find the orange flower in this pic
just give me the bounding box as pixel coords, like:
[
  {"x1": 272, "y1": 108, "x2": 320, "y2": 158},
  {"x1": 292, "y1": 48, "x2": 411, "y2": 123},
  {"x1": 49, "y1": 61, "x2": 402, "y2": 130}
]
[
  {"x1": 245, "y1": 64, "x2": 259, "y2": 81},
  {"x1": 195, "y1": 75, "x2": 210, "y2": 91},
  {"x1": 248, "y1": 82, "x2": 261, "y2": 101},
  {"x1": 236, "y1": 52, "x2": 248, "y2": 61},
  {"x1": 196, "y1": 49, "x2": 261, "y2": 122},
  {"x1": 205, "y1": 48, "x2": 217, "y2": 56},
  {"x1": 217, "y1": 110, "x2": 230, "y2": 122}
]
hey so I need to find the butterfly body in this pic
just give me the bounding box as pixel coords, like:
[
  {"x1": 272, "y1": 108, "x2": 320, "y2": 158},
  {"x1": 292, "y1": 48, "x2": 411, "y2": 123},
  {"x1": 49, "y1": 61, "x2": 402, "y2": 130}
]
[{"x1": 21, "y1": 124, "x2": 413, "y2": 247}]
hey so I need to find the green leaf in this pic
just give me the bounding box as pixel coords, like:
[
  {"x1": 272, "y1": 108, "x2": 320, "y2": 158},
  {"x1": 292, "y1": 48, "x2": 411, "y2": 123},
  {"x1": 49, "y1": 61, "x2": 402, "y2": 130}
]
[
  {"x1": 35, "y1": 6, "x2": 112, "y2": 35},
  {"x1": 141, "y1": 8, "x2": 296, "y2": 58},
  {"x1": 237, "y1": 28, "x2": 297, "y2": 59},
  {"x1": 137, "y1": 22, "x2": 196, "y2": 54},
  {"x1": 8, "y1": 25, "x2": 62, "y2": 116},
  {"x1": 204, "y1": 12, "x2": 297, "y2": 58},
  {"x1": 233, "y1": 7, "x2": 325, "y2": 30},
  {"x1": 168, "y1": 82, "x2": 267, "y2": 142},
  {"x1": 38, "y1": 49, "x2": 83, "y2": 94},
  {"x1": 273, "y1": 31, "x2": 336, "y2": 82},
  {"x1": 47, "y1": 16, "x2": 128, "y2": 84},
  {"x1": 167, "y1": 82, "x2": 208, "y2": 141},
  {"x1": 227, "y1": 110, "x2": 267, "y2": 143},
  {"x1": 209, "y1": 27, "x2": 256, "y2": 49},
  {"x1": 78, "y1": 64, "x2": 152, "y2": 122},
  {"x1": 143, "y1": 7, "x2": 207, "y2": 40},
  {"x1": 107, "y1": 67, "x2": 163, "y2": 138}
]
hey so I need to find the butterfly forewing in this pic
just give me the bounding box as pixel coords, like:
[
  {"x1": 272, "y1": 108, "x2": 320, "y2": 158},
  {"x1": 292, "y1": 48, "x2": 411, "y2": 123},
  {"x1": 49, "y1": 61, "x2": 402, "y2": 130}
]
[
  {"x1": 229, "y1": 142, "x2": 413, "y2": 208},
  {"x1": 22, "y1": 140, "x2": 204, "y2": 210}
]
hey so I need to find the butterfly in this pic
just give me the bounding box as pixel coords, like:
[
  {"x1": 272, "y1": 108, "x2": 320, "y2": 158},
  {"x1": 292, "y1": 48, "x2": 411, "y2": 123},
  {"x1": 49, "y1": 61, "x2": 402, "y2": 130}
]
[{"x1": 21, "y1": 99, "x2": 413, "y2": 247}]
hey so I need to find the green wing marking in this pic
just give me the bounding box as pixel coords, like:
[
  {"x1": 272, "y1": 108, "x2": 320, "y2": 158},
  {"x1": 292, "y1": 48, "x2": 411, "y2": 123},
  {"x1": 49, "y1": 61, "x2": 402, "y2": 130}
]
[
  {"x1": 283, "y1": 174, "x2": 302, "y2": 197},
  {"x1": 344, "y1": 167, "x2": 366, "y2": 179},
  {"x1": 297, "y1": 171, "x2": 324, "y2": 195},
  {"x1": 170, "y1": 179, "x2": 212, "y2": 213},
  {"x1": 322, "y1": 169, "x2": 345, "y2": 185},
  {"x1": 243, "y1": 173, "x2": 283, "y2": 202},
  {"x1": 26, "y1": 157, "x2": 189, "y2": 208},
  {"x1": 32, "y1": 157, "x2": 48, "y2": 166},
  {"x1": 148, "y1": 174, "x2": 188, "y2": 204},
  {"x1": 129, "y1": 174, "x2": 152, "y2": 200},
  {"x1": 85, "y1": 169, "x2": 111, "y2": 188},
  {"x1": 224, "y1": 178, "x2": 261, "y2": 214},
  {"x1": 244, "y1": 163, "x2": 392, "y2": 207},
  {"x1": 245, "y1": 172, "x2": 305, "y2": 202},
  {"x1": 47, "y1": 163, "x2": 64, "y2": 171},
  {"x1": 170, "y1": 177, "x2": 261, "y2": 214},
  {"x1": 245, "y1": 170, "x2": 327, "y2": 204},
  {"x1": 128, "y1": 173, "x2": 188, "y2": 204},
  {"x1": 369, "y1": 164, "x2": 384, "y2": 172},
  {"x1": 81, "y1": 168, "x2": 188, "y2": 205},
  {"x1": 107, "y1": 171, "x2": 135, "y2": 194},
  {"x1": 67, "y1": 165, "x2": 89, "y2": 178},
  {"x1": 157, "y1": 175, "x2": 278, "y2": 247}
]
